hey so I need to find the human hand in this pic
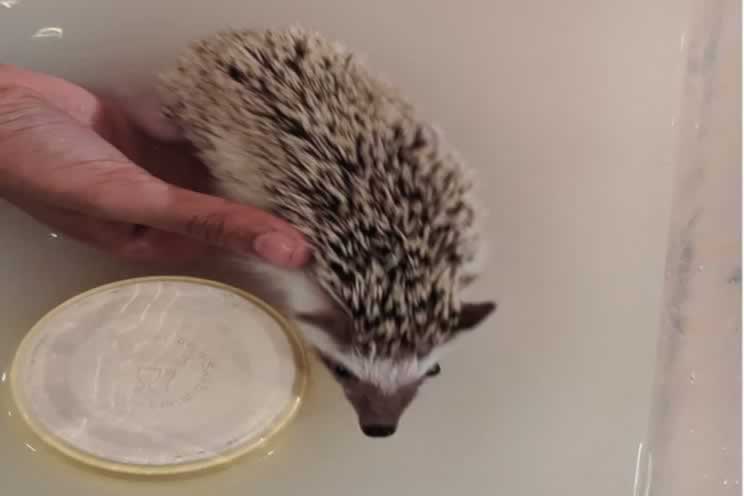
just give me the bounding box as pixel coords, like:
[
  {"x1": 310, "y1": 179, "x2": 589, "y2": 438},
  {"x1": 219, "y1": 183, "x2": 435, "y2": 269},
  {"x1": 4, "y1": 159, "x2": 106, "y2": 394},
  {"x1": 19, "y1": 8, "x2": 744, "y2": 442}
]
[{"x1": 0, "y1": 65, "x2": 310, "y2": 267}]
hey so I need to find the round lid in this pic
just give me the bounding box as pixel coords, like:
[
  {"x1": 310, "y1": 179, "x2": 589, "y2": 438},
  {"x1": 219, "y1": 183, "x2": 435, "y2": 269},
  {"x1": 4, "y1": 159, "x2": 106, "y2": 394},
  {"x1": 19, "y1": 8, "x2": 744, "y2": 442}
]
[{"x1": 10, "y1": 276, "x2": 307, "y2": 475}]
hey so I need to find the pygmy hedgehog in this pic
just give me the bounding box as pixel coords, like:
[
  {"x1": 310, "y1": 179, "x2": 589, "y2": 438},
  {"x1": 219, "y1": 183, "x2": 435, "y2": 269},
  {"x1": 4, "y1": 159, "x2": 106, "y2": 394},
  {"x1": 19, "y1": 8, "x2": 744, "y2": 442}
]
[{"x1": 157, "y1": 27, "x2": 496, "y2": 437}]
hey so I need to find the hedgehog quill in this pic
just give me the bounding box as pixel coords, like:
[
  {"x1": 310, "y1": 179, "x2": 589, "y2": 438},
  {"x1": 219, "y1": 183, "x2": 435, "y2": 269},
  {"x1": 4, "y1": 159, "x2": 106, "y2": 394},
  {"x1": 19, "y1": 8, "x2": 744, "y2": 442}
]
[{"x1": 158, "y1": 27, "x2": 496, "y2": 438}]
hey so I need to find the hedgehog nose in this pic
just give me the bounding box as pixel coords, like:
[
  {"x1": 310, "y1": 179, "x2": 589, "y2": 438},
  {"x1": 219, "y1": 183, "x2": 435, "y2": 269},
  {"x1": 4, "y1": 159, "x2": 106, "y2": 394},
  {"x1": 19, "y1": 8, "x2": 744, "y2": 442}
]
[{"x1": 361, "y1": 424, "x2": 397, "y2": 437}]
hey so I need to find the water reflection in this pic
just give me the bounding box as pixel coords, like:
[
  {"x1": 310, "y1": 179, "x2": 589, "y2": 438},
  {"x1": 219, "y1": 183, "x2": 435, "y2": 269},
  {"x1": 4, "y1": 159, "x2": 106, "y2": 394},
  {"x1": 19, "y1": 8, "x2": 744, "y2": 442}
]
[{"x1": 32, "y1": 27, "x2": 63, "y2": 39}]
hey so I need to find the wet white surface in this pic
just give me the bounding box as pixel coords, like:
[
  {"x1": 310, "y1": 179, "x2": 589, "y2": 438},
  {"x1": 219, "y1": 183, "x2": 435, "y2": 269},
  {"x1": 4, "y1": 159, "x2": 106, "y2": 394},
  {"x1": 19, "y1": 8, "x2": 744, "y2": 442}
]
[{"x1": 0, "y1": 0, "x2": 738, "y2": 495}]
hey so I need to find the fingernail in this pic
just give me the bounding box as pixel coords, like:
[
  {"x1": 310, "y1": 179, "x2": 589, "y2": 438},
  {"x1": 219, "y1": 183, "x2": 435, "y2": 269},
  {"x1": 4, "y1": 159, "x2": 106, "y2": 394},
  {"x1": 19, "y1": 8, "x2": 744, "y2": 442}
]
[{"x1": 253, "y1": 232, "x2": 303, "y2": 266}]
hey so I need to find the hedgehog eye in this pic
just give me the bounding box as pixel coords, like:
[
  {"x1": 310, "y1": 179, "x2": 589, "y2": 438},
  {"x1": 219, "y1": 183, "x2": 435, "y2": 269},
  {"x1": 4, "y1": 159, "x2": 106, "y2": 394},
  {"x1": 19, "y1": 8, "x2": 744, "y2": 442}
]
[
  {"x1": 332, "y1": 363, "x2": 353, "y2": 380},
  {"x1": 426, "y1": 363, "x2": 441, "y2": 377}
]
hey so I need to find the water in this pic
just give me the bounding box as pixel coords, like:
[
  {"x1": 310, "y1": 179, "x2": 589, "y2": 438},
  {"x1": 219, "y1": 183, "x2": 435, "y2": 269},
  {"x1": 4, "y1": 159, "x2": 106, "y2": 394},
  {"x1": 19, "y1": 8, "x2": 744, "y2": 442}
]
[{"x1": 31, "y1": 27, "x2": 63, "y2": 39}]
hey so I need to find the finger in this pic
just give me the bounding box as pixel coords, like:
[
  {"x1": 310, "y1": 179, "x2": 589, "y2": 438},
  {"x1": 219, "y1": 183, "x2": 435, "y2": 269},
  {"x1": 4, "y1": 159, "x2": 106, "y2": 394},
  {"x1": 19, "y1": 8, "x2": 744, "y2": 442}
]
[
  {"x1": 130, "y1": 185, "x2": 313, "y2": 268},
  {"x1": 15, "y1": 200, "x2": 208, "y2": 263}
]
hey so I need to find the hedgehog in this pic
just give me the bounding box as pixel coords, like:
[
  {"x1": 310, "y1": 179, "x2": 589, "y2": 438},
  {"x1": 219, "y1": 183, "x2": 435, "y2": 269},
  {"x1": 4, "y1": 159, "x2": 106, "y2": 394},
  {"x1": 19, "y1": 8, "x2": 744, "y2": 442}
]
[{"x1": 155, "y1": 27, "x2": 496, "y2": 437}]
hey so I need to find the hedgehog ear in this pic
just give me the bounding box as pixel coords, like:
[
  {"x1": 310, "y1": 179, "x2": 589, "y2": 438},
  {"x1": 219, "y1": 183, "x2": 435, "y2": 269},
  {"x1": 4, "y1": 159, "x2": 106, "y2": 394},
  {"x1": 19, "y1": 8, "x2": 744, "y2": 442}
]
[{"x1": 455, "y1": 302, "x2": 497, "y2": 332}]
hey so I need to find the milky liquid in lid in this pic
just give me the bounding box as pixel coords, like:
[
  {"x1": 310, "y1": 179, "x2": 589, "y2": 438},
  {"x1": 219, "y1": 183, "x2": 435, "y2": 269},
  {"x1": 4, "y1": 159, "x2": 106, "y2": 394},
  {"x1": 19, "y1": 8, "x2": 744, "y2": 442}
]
[{"x1": 10, "y1": 277, "x2": 308, "y2": 475}]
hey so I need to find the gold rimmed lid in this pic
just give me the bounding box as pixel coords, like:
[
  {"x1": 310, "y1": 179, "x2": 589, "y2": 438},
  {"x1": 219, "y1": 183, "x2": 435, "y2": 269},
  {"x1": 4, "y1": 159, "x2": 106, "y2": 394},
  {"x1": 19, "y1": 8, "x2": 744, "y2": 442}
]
[{"x1": 10, "y1": 276, "x2": 307, "y2": 475}]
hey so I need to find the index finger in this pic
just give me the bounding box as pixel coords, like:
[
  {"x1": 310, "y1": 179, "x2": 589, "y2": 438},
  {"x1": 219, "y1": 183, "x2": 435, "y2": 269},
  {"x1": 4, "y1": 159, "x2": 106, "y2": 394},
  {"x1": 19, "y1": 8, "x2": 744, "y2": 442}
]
[{"x1": 127, "y1": 181, "x2": 312, "y2": 268}]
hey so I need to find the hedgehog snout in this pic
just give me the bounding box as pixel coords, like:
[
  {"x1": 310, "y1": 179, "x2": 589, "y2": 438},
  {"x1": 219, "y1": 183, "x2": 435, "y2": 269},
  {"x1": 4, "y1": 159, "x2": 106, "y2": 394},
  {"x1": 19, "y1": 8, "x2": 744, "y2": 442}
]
[
  {"x1": 361, "y1": 424, "x2": 397, "y2": 438},
  {"x1": 342, "y1": 379, "x2": 420, "y2": 439}
]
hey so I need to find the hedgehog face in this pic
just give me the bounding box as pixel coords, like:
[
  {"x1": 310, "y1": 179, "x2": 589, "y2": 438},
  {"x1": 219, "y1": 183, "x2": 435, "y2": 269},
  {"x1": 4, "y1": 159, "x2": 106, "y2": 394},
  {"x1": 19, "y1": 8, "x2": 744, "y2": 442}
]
[
  {"x1": 298, "y1": 301, "x2": 495, "y2": 437},
  {"x1": 317, "y1": 353, "x2": 441, "y2": 437}
]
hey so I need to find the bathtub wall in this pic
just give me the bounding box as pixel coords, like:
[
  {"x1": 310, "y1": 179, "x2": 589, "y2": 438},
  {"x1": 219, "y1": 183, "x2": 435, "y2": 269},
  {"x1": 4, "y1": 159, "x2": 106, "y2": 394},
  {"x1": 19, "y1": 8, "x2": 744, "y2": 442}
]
[{"x1": 643, "y1": 0, "x2": 741, "y2": 495}]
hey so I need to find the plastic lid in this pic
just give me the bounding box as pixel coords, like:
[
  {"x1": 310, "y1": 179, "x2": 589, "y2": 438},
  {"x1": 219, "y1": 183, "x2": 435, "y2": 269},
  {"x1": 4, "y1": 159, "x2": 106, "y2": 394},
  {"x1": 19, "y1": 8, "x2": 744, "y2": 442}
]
[{"x1": 10, "y1": 277, "x2": 307, "y2": 475}]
